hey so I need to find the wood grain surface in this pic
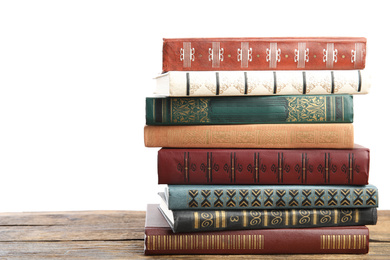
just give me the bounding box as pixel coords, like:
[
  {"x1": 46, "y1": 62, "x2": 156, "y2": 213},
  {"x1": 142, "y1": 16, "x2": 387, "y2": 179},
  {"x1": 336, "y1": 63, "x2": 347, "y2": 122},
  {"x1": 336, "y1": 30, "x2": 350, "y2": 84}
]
[{"x1": 0, "y1": 210, "x2": 388, "y2": 259}]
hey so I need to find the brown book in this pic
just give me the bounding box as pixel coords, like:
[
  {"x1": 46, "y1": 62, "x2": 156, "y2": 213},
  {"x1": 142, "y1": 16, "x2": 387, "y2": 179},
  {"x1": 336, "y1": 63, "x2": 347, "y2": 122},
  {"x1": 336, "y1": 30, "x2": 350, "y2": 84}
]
[
  {"x1": 162, "y1": 37, "x2": 366, "y2": 72},
  {"x1": 144, "y1": 124, "x2": 354, "y2": 149},
  {"x1": 144, "y1": 204, "x2": 369, "y2": 255}
]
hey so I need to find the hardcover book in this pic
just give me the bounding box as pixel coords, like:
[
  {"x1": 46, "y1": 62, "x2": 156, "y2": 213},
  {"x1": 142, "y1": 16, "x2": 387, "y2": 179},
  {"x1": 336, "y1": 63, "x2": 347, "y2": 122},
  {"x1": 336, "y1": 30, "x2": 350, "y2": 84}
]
[
  {"x1": 157, "y1": 146, "x2": 370, "y2": 185},
  {"x1": 144, "y1": 123, "x2": 354, "y2": 149},
  {"x1": 164, "y1": 184, "x2": 378, "y2": 210},
  {"x1": 154, "y1": 70, "x2": 370, "y2": 96},
  {"x1": 145, "y1": 204, "x2": 370, "y2": 255},
  {"x1": 162, "y1": 37, "x2": 366, "y2": 72},
  {"x1": 146, "y1": 95, "x2": 353, "y2": 125},
  {"x1": 158, "y1": 195, "x2": 377, "y2": 233}
]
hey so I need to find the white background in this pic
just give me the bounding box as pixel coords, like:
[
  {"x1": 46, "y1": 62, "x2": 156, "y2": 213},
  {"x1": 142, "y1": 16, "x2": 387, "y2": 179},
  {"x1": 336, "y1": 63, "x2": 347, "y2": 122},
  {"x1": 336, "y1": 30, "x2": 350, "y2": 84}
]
[{"x1": 0, "y1": 0, "x2": 388, "y2": 212}]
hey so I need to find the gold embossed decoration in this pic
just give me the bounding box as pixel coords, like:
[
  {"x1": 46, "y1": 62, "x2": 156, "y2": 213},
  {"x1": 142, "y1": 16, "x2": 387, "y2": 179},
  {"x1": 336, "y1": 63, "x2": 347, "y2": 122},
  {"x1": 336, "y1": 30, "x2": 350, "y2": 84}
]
[
  {"x1": 286, "y1": 96, "x2": 326, "y2": 122},
  {"x1": 171, "y1": 98, "x2": 210, "y2": 123}
]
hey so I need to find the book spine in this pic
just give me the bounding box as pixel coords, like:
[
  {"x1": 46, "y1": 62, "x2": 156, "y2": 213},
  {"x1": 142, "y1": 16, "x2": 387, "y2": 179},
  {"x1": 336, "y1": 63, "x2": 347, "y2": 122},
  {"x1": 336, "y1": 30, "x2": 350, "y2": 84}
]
[
  {"x1": 146, "y1": 95, "x2": 353, "y2": 125},
  {"x1": 162, "y1": 38, "x2": 366, "y2": 72},
  {"x1": 167, "y1": 185, "x2": 378, "y2": 210},
  {"x1": 144, "y1": 226, "x2": 369, "y2": 254},
  {"x1": 161, "y1": 70, "x2": 369, "y2": 96},
  {"x1": 144, "y1": 124, "x2": 354, "y2": 149},
  {"x1": 157, "y1": 148, "x2": 370, "y2": 185},
  {"x1": 171, "y1": 208, "x2": 377, "y2": 233}
]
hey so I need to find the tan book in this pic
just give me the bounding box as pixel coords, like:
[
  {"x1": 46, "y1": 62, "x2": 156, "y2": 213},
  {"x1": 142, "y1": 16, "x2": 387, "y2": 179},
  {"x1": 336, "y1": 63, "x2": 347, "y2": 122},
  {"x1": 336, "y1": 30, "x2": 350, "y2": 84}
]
[{"x1": 144, "y1": 123, "x2": 354, "y2": 149}]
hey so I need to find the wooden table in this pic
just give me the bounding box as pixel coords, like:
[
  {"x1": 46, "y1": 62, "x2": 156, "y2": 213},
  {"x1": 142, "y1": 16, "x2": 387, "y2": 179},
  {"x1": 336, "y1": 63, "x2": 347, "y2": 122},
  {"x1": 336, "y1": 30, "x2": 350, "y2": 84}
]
[{"x1": 0, "y1": 210, "x2": 389, "y2": 259}]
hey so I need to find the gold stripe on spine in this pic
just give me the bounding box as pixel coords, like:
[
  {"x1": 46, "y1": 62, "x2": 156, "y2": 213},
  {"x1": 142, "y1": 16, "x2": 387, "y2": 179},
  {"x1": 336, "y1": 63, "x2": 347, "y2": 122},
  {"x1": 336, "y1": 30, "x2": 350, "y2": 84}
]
[
  {"x1": 313, "y1": 209, "x2": 317, "y2": 225},
  {"x1": 264, "y1": 210, "x2": 268, "y2": 226},
  {"x1": 222, "y1": 211, "x2": 226, "y2": 228},
  {"x1": 292, "y1": 210, "x2": 296, "y2": 226},
  {"x1": 215, "y1": 211, "x2": 220, "y2": 228},
  {"x1": 334, "y1": 209, "x2": 338, "y2": 224},
  {"x1": 243, "y1": 210, "x2": 247, "y2": 227},
  {"x1": 285, "y1": 210, "x2": 289, "y2": 226},
  {"x1": 194, "y1": 212, "x2": 199, "y2": 229},
  {"x1": 363, "y1": 235, "x2": 366, "y2": 249},
  {"x1": 355, "y1": 209, "x2": 359, "y2": 223}
]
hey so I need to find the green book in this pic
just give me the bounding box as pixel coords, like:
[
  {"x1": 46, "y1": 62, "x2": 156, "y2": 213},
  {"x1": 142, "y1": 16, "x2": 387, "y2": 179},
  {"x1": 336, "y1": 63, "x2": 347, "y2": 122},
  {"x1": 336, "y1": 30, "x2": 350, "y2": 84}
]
[
  {"x1": 164, "y1": 185, "x2": 378, "y2": 210},
  {"x1": 146, "y1": 95, "x2": 353, "y2": 125},
  {"x1": 158, "y1": 192, "x2": 377, "y2": 233}
]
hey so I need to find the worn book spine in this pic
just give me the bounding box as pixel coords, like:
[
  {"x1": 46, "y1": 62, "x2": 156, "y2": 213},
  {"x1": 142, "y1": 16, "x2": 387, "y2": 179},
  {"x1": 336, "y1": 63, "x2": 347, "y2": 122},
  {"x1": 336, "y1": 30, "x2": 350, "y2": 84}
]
[
  {"x1": 155, "y1": 70, "x2": 370, "y2": 96},
  {"x1": 166, "y1": 184, "x2": 378, "y2": 210},
  {"x1": 146, "y1": 95, "x2": 353, "y2": 125},
  {"x1": 165, "y1": 207, "x2": 377, "y2": 233},
  {"x1": 144, "y1": 205, "x2": 369, "y2": 255},
  {"x1": 162, "y1": 37, "x2": 366, "y2": 72},
  {"x1": 144, "y1": 123, "x2": 354, "y2": 149},
  {"x1": 157, "y1": 146, "x2": 370, "y2": 185}
]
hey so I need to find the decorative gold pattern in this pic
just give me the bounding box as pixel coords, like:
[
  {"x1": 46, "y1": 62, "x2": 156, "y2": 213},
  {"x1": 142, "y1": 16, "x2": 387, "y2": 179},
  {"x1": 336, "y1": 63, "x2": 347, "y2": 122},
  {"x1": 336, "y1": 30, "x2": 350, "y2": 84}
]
[
  {"x1": 320, "y1": 234, "x2": 366, "y2": 250},
  {"x1": 286, "y1": 96, "x2": 326, "y2": 122},
  {"x1": 171, "y1": 98, "x2": 210, "y2": 123},
  {"x1": 147, "y1": 234, "x2": 264, "y2": 251}
]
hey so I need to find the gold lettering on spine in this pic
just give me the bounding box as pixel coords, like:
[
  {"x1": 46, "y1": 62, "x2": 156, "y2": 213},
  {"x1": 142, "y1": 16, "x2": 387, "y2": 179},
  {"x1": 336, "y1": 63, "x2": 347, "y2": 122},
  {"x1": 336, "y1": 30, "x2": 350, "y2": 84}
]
[{"x1": 194, "y1": 212, "x2": 199, "y2": 229}]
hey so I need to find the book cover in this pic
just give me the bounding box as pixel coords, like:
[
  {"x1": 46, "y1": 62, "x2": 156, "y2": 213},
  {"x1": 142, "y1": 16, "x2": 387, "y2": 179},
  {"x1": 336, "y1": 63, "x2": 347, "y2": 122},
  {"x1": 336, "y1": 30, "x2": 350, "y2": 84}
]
[
  {"x1": 144, "y1": 123, "x2": 354, "y2": 149},
  {"x1": 154, "y1": 70, "x2": 370, "y2": 96},
  {"x1": 157, "y1": 146, "x2": 370, "y2": 185},
  {"x1": 145, "y1": 204, "x2": 369, "y2": 255},
  {"x1": 162, "y1": 37, "x2": 366, "y2": 72},
  {"x1": 146, "y1": 95, "x2": 353, "y2": 125},
  {"x1": 165, "y1": 184, "x2": 378, "y2": 210},
  {"x1": 158, "y1": 196, "x2": 377, "y2": 233}
]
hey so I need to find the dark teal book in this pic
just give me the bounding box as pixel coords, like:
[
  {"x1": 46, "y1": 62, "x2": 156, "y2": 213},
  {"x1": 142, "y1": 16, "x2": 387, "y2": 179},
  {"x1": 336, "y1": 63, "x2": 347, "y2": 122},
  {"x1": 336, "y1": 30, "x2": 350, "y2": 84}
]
[
  {"x1": 158, "y1": 193, "x2": 377, "y2": 233},
  {"x1": 164, "y1": 184, "x2": 378, "y2": 210},
  {"x1": 146, "y1": 95, "x2": 353, "y2": 125}
]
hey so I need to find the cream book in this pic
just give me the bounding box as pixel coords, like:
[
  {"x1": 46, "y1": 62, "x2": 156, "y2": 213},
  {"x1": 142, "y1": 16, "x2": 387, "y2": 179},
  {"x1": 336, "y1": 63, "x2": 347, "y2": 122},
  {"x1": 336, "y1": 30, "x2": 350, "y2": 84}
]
[{"x1": 154, "y1": 70, "x2": 370, "y2": 97}]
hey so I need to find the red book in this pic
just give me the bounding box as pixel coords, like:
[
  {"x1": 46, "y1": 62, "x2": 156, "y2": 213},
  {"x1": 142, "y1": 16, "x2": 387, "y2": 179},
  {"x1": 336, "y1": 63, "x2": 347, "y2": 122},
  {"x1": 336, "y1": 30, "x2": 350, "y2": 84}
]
[
  {"x1": 157, "y1": 145, "x2": 369, "y2": 185},
  {"x1": 162, "y1": 37, "x2": 366, "y2": 72},
  {"x1": 144, "y1": 204, "x2": 369, "y2": 255}
]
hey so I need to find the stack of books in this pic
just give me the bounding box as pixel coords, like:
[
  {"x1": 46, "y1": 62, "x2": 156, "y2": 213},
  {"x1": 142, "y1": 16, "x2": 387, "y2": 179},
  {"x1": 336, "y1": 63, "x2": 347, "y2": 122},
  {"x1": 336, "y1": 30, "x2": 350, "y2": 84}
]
[{"x1": 143, "y1": 37, "x2": 378, "y2": 255}]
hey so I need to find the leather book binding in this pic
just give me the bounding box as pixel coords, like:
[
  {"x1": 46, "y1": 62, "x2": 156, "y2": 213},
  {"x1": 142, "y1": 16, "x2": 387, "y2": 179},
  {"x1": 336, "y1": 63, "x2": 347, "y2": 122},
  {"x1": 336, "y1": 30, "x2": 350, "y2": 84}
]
[
  {"x1": 158, "y1": 199, "x2": 377, "y2": 233},
  {"x1": 154, "y1": 70, "x2": 370, "y2": 96},
  {"x1": 144, "y1": 123, "x2": 354, "y2": 149},
  {"x1": 144, "y1": 204, "x2": 369, "y2": 255},
  {"x1": 146, "y1": 95, "x2": 353, "y2": 125},
  {"x1": 164, "y1": 184, "x2": 378, "y2": 210},
  {"x1": 162, "y1": 37, "x2": 366, "y2": 72},
  {"x1": 157, "y1": 146, "x2": 369, "y2": 185}
]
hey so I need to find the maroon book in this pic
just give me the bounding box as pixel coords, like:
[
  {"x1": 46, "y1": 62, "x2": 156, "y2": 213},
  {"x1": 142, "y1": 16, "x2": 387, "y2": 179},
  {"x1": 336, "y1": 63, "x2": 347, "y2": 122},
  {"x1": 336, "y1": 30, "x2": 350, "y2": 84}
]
[
  {"x1": 162, "y1": 37, "x2": 366, "y2": 72},
  {"x1": 157, "y1": 145, "x2": 369, "y2": 185},
  {"x1": 144, "y1": 204, "x2": 369, "y2": 255}
]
